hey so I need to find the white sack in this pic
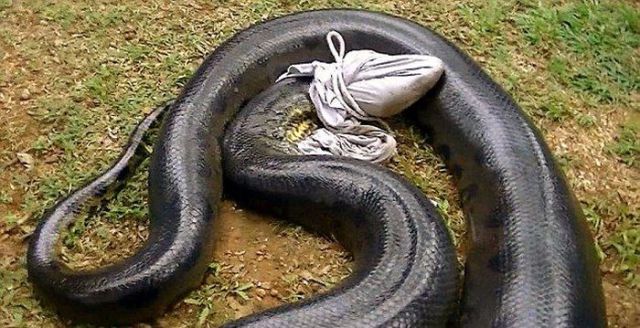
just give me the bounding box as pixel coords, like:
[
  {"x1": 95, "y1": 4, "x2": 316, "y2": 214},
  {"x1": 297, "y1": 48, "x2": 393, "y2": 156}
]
[{"x1": 277, "y1": 31, "x2": 444, "y2": 163}]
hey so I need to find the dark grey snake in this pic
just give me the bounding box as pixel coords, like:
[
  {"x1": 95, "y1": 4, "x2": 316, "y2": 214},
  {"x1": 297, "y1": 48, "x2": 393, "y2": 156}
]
[{"x1": 26, "y1": 10, "x2": 606, "y2": 327}]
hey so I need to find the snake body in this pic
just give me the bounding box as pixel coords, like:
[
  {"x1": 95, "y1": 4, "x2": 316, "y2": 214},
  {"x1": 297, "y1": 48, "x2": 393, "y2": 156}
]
[{"x1": 27, "y1": 10, "x2": 606, "y2": 327}]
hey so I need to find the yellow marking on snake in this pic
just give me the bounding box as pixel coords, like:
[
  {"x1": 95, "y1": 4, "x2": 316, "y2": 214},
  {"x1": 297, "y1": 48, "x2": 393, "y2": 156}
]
[{"x1": 282, "y1": 105, "x2": 318, "y2": 144}]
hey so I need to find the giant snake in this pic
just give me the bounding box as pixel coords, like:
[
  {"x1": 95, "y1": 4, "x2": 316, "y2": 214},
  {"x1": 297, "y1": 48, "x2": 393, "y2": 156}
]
[{"x1": 26, "y1": 10, "x2": 606, "y2": 327}]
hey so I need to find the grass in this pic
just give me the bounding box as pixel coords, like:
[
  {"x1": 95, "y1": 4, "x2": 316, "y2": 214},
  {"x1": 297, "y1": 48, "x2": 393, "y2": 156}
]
[
  {"x1": 0, "y1": 0, "x2": 638, "y2": 327},
  {"x1": 610, "y1": 117, "x2": 640, "y2": 167},
  {"x1": 609, "y1": 227, "x2": 640, "y2": 288},
  {"x1": 517, "y1": 1, "x2": 639, "y2": 104}
]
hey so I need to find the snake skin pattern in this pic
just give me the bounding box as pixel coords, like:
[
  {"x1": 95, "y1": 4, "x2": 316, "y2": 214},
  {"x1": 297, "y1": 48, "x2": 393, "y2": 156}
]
[{"x1": 27, "y1": 10, "x2": 606, "y2": 327}]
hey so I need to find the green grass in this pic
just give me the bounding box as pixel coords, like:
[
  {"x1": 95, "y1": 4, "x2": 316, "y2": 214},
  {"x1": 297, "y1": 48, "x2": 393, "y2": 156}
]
[
  {"x1": 516, "y1": 1, "x2": 639, "y2": 104},
  {"x1": 609, "y1": 227, "x2": 640, "y2": 288},
  {"x1": 0, "y1": 0, "x2": 639, "y2": 327},
  {"x1": 610, "y1": 117, "x2": 640, "y2": 167}
]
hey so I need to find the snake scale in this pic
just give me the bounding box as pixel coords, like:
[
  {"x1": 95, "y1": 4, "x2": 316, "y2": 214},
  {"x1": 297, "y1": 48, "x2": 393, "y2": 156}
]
[{"x1": 27, "y1": 10, "x2": 606, "y2": 327}]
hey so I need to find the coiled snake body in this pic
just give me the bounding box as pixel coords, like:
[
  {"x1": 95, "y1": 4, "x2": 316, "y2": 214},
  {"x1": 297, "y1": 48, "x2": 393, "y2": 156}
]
[{"x1": 27, "y1": 10, "x2": 606, "y2": 327}]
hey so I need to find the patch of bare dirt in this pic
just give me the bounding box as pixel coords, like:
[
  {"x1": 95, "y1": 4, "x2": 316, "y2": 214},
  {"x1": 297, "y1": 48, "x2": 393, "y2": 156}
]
[
  {"x1": 603, "y1": 273, "x2": 640, "y2": 328},
  {"x1": 547, "y1": 108, "x2": 637, "y2": 200},
  {"x1": 0, "y1": 236, "x2": 22, "y2": 261},
  {"x1": 155, "y1": 201, "x2": 352, "y2": 326}
]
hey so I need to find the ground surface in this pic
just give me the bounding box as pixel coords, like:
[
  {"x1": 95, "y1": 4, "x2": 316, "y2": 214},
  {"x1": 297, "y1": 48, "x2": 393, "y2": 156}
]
[{"x1": 0, "y1": 0, "x2": 638, "y2": 327}]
